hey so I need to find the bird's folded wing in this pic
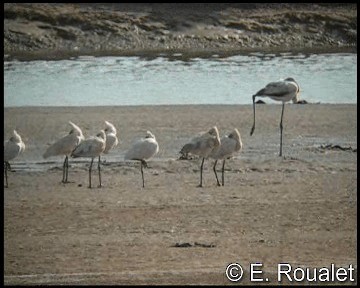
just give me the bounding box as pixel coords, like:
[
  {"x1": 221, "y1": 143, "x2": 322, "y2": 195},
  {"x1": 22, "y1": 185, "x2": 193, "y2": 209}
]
[{"x1": 260, "y1": 81, "x2": 297, "y2": 96}]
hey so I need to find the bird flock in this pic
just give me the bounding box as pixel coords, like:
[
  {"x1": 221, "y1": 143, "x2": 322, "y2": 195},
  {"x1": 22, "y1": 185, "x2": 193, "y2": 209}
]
[{"x1": 4, "y1": 77, "x2": 300, "y2": 188}]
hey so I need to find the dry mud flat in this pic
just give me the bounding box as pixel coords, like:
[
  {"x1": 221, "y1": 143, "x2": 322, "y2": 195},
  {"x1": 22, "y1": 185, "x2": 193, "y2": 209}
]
[
  {"x1": 4, "y1": 104, "x2": 357, "y2": 285},
  {"x1": 4, "y1": 3, "x2": 357, "y2": 60}
]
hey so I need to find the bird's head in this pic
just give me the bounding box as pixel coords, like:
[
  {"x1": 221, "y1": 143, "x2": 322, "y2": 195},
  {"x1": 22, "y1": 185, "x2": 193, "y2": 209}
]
[
  {"x1": 228, "y1": 128, "x2": 241, "y2": 141},
  {"x1": 284, "y1": 77, "x2": 296, "y2": 83},
  {"x1": 10, "y1": 130, "x2": 23, "y2": 143},
  {"x1": 104, "y1": 121, "x2": 116, "y2": 134},
  {"x1": 285, "y1": 78, "x2": 301, "y2": 103},
  {"x1": 145, "y1": 131, "x2": 156, "y2": 139},
  {"x1": 96, "y1": 130, "x2": 106, "y2": 140},
  {"x1": 208, "y1": 126, "x2": 219, "y2": 137},
  {"x1": 68, "y1": 121, "x2": 84, "y2": 137},
  {"x1": 229, "y1": 128, "x2": 243, "y2": 151}
]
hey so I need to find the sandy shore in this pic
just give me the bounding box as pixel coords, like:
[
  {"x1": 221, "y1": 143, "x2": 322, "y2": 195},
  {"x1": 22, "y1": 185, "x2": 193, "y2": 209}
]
[{"x1": 4, "y1": 104, "x2": 357, "y2": 285}]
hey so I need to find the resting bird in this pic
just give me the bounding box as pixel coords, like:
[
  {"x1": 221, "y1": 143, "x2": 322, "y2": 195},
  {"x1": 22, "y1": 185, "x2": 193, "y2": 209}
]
[
  {"x1": 210, "y1": 128, "x2": 242, "y2": 186},
  {"x1": 124, "y1": 131, "x2": 159, "y2": 188},
  {"x1": 180, "y1": 126, "x2": 221, "y2": 187},
  {"x1": 71, "y1": 130, "x2": 106, "y2": 188},
  {"x1": 103, "y1": 121, "x2": 119, "y2": 154},
  {"x1": 43, "y1": 121, "x2": 84, "y2": 183},
  {"x1": 4, "y1": 130, "x2": 26, "y2": 188}
]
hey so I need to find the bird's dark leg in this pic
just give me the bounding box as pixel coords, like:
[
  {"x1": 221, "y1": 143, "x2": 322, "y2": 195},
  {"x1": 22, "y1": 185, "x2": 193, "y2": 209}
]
[
  {"x1": 4, "y1": 161, "x2": 9, "y2": 188},
  {"x1": 213, "y1": 160, "x2": 220, "y2": 186},
  {"x1": 65, "y1": 156, "x2": 69, "y2": 183},
  {"x1": 250, "y1": 95, "x2": 256, "y2": 136},
  {"x1": 62, "y1": 156, "x2": 66, "y2": 183},
  {"x1": 221, "y1": 159, "x2": 226, "y2": 186},
  {"x1": 141, "y1": 159, "x2": 148, "y2": 169},
  {"x1": 279, "y1": 102, "x2": 285, "y2": 157},
  {"x1": 198, "y1": 157, "x2": 205, "y2": 187},
  {"x1": 88, "y1": 158, "x2": 94, "y2": 188},
  {"x1": 140, "y1": 160, "x2": 146, "y2": 188},
  {"x1": 98, "y1": 155, "x2": 102, "y2": 188},
  {"x1": 62, "y1": 156, "x2": 69, "y2": 183}
]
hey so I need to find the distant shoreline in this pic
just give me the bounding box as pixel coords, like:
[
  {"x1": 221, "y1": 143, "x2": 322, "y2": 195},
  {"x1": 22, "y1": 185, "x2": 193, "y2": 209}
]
[
  {"x1": 5, "y1": 3, "x2": 357, "y2": 61},
  {"x1": 4, "y1": 46, "x2": 357, "y2": 62}
]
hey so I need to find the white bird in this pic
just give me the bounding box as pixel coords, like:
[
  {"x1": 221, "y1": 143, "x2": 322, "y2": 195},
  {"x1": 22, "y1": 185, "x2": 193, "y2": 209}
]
[
  {"x1": 43, "y1": 121, "x2": 84, "y2": 183},
  {"x1": 4, "y1": 130, "x2": 26, "y2": 188},
  {"x1": 250, "y1": 77, "x2": 300, "y2": 157},
  {"x1": 180, "y1": 126, "x2": 221, "y2": 187},
  {"x1": 124, "y1": 131, "x2": 159, "y2": 188},
  {"x1": 103, "y1": 121, "x2": 119, "y2": 154},
  {"x1": 71, "y1": 130, "x2": 106, "y2": 188},
  {"x1": 210, "y1": 128, "x2": 242, "y2": 186},
  {"x1": 98, "y1": 120, "x2": 119, "y2": 166}
]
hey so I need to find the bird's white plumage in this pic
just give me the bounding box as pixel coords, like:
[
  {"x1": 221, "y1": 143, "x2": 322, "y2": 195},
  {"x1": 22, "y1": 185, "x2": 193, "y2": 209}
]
[
  {"x1": 124, "y1": 131, "x2": 159, "y2": 161},
  {"x1": 210, "y1": 128, "x2": 242, "y2": 160},
  {"x1": 103, "y1": 121, "x2": 119, "y2": 154},
  {"x1": 4, "y1": 130, "x2": 25, "y2": 162},
  {"x1": 180, "y1": 126, "x2": 221, "y2": 158},
  {"x1": 71, "y1": 130, "x2": 106, "y2": 158},
  {"x1": 43, "y1": 121, "x2": 84, "y2": 158},
  {"x1": 254, "y1": 78, "x2": 300, "y2": 103},
  {"x1": 180, "y1": 126, "x2": 221, "y2": 187}
]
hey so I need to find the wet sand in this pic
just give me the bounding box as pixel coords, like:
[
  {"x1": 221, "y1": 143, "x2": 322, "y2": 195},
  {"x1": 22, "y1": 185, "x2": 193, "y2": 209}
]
[{"x1": 4, "y1": 104, "x2": 357, "y2": 285}]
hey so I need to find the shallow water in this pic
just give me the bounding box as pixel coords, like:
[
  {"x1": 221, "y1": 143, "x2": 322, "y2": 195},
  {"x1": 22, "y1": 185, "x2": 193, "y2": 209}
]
[{"x1": 4, "y1": 52, "x2": 357, "y2": 107}]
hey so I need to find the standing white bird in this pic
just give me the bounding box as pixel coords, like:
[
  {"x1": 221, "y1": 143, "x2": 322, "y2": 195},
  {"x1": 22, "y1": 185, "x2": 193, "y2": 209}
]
[
  {"x1": 98, "y1": 120, "x2": 119, "y2": 166},
  {"x1": 71, "y1": 130, "x2": 106, "y2": 188},
  {"x1": 4, "y1": 130, "x2": 26, "y2": 188},
  {"x1": 103, "y1": 121, "x2": 119, "y2": 154},
  {"x1": 250, "y1": 77, "x2": 300, "y2": 157},
  {"x1": 124, "y1": 131, "x2": 159, "y2": 188},
  {"x1": 179, "y1": 126, "x2": 221, "y2": 187},
  {"x1": 210, "y1": 128, "x2": 242, "y2": 186},
  {"x1": 43, "y1": 121, "x2": 84, "y2": 183}
]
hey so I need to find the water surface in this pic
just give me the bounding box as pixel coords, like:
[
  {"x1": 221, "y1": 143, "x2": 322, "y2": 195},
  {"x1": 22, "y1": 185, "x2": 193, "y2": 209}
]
[{"x1": 4, "y1": 52, "x2": 357, "y2": 107}]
